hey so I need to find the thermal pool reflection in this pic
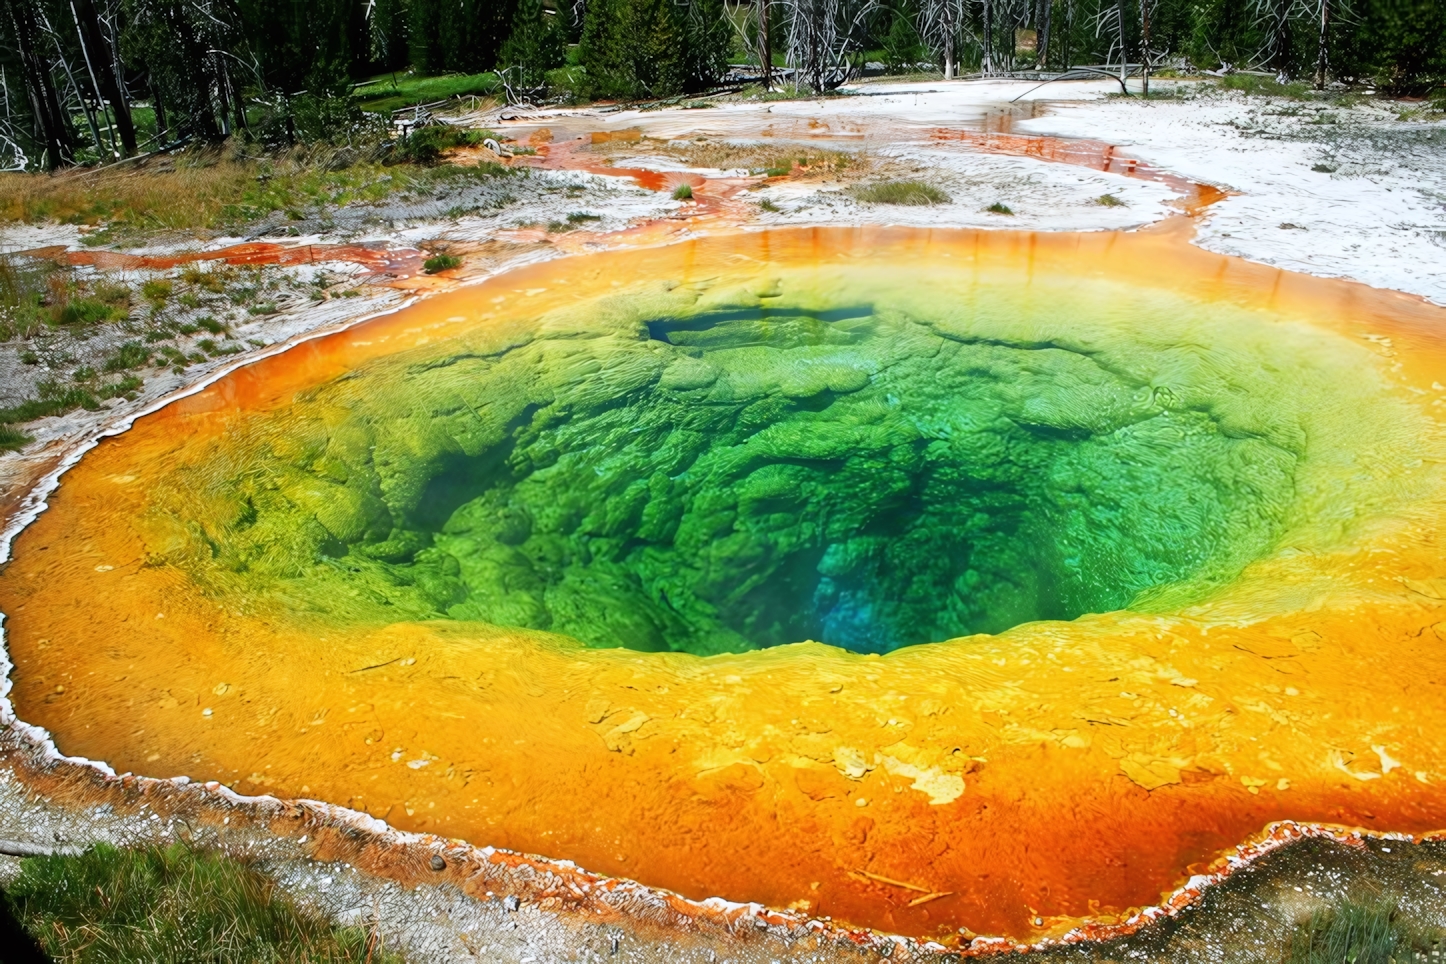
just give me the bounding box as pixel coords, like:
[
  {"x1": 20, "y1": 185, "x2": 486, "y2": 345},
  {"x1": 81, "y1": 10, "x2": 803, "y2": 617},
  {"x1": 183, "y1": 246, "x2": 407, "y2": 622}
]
[{"x1": 4, "y1": 225, "x2": 1446, "y2": 941}]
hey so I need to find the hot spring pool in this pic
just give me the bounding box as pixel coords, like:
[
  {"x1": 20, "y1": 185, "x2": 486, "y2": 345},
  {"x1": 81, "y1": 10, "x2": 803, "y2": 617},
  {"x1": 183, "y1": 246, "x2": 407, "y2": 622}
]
[{"x1": 5, "y1": 226, "x2": 1446, "y2": 940}]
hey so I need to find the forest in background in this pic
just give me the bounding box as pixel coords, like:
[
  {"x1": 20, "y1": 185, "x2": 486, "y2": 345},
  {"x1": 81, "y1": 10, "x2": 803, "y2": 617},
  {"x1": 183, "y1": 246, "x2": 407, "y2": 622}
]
[{"x1": 0, "y1": 0, "x2": 1443, "y2": 170}]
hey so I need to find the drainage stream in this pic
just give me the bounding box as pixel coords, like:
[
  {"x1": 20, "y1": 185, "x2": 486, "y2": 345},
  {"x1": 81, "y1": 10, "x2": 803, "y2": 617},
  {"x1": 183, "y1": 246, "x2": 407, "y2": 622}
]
[{"x1": 4, "y1": 226, "x2": 1446, "y2": 941}]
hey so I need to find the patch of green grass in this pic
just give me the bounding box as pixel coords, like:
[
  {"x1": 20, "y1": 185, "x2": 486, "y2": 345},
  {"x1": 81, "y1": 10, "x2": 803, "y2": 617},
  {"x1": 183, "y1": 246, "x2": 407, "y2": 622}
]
[
  {"x1": 1285, "y1": 899, "x2": 1434, "y2": 964},
  {"x1": 141, "y1": 278, "x2": 173, "y2": 303},
  {"x1": 763, "y1": 165, "x2": 792, "y2": 177},
  {"x1": 566, "y1": 211, "x2": 601, "y2": 223},
  {"x1": 56, "y1": 297, "x2": 127, "y2": 326},
  {"x1": 355, "y1": 72, "x2": 500, "y2": 114},
  {"x1": 216, "y1": 159, "x2": 512, "y2": 231},
  {"x1": 1220, "y1": 73, "x2": 1309, "y2": 99},
  {"x1": 103, "y1": 341, "x2": 151, "y2": 372},
  {"x1": 0, "y1": 424, "x2": 33, "y2": 450},
  {"x1": 849, "y1": 180, "x2": 951, "y2": 206},
  {"x1": 423, "y1": 253, "x2": 461, "y2": 274},
  {"x1": 986, "y1": 201, "x2": 1014, "y2": 215},
  {"x1": 759, "y1": 197, "x2": 781, "y2": 212},
  {"x1": 0, "y1": 380, "x2": 102, "y2": 422},
  {"x1": 5, "y1": 842, "x2": 403, "y2": 963},
  {"x1": 477, "y1": 161, "x2": 514, "y2": 178},
  {"x1": 99, "y1": 374, "x2": 144, "y2": 399},
  {"x1": 672, "y1": 183, "x2": 694, "y2": 200},
  {"x1": 1096, "y1": 193, "x2": 1125, "y2": 207}
]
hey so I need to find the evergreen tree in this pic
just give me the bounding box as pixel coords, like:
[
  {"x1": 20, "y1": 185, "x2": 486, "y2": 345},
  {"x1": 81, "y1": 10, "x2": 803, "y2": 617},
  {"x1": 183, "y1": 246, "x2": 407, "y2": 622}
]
[
  {"x1": 631, "y1": 0, "x2": 689, "y2": 95},
  {"x1": 410, "y1": 0, "x2": 518, "y2": 73},
  {"x1": 1335, "y1": 0, "x2": 1446, "y2": 90},
  {"x1": 883, "y1": 4, "x2": 926, "y2": 73},
  {"x1": 580, "y1": 0, "x2": 642, "y2": 96},
  {"x1": 684, "y1": 0, "x2": 733, "y2": 91},
  {"x1": 581, "y1": 0, "x2": 731, "y2": 98},
  {"x1": 1188, "y1": 0, "x2": 1260, "y2": 68},
  {"x1": 500, "y1": 0, "x2": 568, "y2": 86}
]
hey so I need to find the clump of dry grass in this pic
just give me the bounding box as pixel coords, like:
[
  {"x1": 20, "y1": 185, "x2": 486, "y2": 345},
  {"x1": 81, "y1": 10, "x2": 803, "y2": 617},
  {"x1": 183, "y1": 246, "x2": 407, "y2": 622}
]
[
  {"x1": 0, "y1": 143, "x2": 499, "y2": 240},
  {"x1": 0, "y1": 157, "x2": 258, "y2": 229}
]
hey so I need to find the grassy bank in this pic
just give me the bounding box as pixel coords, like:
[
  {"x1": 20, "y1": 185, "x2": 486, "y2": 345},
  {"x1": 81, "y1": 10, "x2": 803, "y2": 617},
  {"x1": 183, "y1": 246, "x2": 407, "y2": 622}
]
[
  {"x1": 2, "y1": 843, "x2": 404, "y2": 963},
  {"x1": 0, "y1": 144, "x2": 511, "y2": 242}
]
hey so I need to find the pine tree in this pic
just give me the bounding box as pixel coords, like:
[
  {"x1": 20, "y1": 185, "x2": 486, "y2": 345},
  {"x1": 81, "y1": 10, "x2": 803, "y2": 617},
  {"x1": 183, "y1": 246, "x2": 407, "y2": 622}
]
[
  {"x1": 500, "y1": 0, "x2": 568, "y2": 86},
  {"x1": 580, "y1": 0, "x2": 639, "y2": 96},
  {"x1": 683, "y1": 0, "x2": 733, "y2": 91}
]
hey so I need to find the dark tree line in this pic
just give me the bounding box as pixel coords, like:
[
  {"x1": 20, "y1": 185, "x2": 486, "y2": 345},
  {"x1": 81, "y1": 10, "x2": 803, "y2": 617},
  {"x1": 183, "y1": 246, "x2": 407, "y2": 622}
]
[
  {"x1": 1, "y1": 0, "x2": 1442, "y2": 170},
  {"x1": 872, "y1": 0, "x2": 1443, "y2": 86}
]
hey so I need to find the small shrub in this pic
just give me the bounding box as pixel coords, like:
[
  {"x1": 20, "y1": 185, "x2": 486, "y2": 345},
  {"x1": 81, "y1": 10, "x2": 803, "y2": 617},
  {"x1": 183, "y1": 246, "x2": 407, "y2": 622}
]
[
  {"x1": 986, "y1": 202, "x2": 1014, "y2": 215},
  {"x1": 566, "y1": 211, "x2": 601, "y2": 223},
  {"x1": 247, "y1": 302, "x2": 279, "y2": 316},
  {"x1": 1096, "y1": 194, "x2": 1125, "y2": 207},
  {"x1": 198, "y1": 316, "x2": 227, "y2": 334},
  {"x1": 764, "y1": 165, "x2": 791, "y2": 177},
  {"x1": 672, "y1": 184, "x2": 694, "y2": 200},
  {"x1": 423, "y1": 253, "x2": 462, "y2": 274},
  {"x1": 850, "y1": 180, "x2": 951, "y2": 206},
  {"x1": 759, "y1": 197, "x2": 780, "y2": 212},
  {"x1": 1312, "y1": 162, "x2": 1338, "y2": 173},
  {"x1": 395, "y1": 125, "x2": 484, "y2": 165}
]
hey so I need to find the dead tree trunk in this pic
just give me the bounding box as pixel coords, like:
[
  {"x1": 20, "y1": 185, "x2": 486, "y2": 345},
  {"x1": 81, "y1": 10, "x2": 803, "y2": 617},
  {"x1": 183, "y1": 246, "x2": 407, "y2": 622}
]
[
  {"x1": 71, "y1": 0, "x2": 135, "y2": 155},
  {"x1": 152, "y1": 82, "x2": 168, "y2": 142},
  {"x1": 1138, "y1": 0, "x2": 1150, "y2": 93},
  {"x1": 758, "y1": 0, "x2": 773, "y2": 87},
  {"x1": 981, "y1": 0, "x2": 993, "y2": 74},
  {"x1": 1115, "y1": 0, "x2": 1129, "y2": 87},
  {"x1": 1313, "y1": 0, "x2": 1328, "y2": 87},
  {"x1": 1265, "y1": 0, "x2": 1291, "y2": 74},
  {"x1": 942, "y1": 4, "x2": 953, "y2": 78},
  {"x1": 1037, "y1": 0, "x2": 1051, "y2": 68},
  {"x1": 3, "y1": 0, "x2": 74, "y2": 167},
  {"x1": 39, "y1": 6, "x2": 106, "y2": 156}
]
